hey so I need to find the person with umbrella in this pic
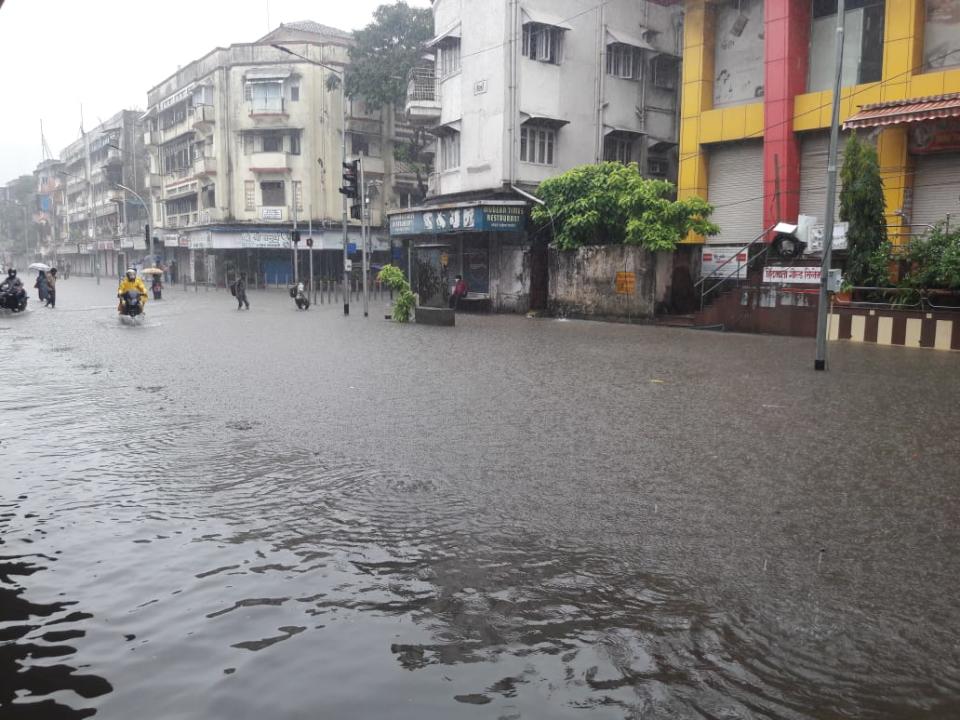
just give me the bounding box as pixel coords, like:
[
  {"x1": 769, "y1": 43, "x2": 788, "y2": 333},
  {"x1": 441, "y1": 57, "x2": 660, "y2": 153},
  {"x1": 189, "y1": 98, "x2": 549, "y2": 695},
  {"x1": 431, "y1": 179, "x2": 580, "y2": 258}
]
[
  {"x1": 142, "y1": 267, "x2": 164, "y2": 300},
  {"x1": 34, "y1": 270, "x2": 48, "y2": 304}
]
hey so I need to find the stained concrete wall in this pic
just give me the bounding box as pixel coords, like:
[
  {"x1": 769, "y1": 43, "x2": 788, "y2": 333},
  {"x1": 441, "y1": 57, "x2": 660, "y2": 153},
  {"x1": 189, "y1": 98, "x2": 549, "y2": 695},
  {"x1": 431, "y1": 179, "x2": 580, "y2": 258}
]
[{"x1": 548, "y1": 245, "x2": 670, "y2": 320}]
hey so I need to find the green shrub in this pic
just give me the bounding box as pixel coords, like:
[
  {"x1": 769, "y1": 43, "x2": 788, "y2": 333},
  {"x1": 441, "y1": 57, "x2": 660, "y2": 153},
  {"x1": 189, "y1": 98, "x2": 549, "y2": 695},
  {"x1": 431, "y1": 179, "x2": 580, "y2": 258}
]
[{"x1": 377, "y1": 264, "x2": 416, "y2": 323}]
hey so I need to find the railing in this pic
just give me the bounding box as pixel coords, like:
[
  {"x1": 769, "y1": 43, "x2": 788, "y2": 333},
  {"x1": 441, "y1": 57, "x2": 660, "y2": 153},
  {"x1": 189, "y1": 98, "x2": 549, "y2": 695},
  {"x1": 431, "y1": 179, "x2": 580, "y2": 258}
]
[
  {"x1": 694, "y1": 225, "x2": 776, "y2": 310},
  {"x1": 406, "y1": 67, "x2": 438, "y2": 103},
  {"x1": 250, "y1": 97, "x2": 285, "y2": 115}
]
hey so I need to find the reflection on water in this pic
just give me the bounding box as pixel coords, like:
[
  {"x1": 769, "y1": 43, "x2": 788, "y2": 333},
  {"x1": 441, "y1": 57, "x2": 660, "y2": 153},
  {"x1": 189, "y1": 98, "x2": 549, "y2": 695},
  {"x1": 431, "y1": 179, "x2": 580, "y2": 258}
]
[{"x1": 2, "y1": 280, "x2": 959, "y2": 719}]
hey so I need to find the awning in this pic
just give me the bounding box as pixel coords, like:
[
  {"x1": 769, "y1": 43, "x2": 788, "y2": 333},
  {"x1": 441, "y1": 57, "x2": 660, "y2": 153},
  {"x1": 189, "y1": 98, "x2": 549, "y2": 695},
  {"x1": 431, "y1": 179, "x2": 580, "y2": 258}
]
[
  {"x1": 604, "y1": 124, "x2": 645, "y2": 136},
  {"x1": 429, "y1": 119, "x2": 462, "y2": 136},
  {"x1": 844, "y1": 92, "x2": 960, "y2": 129},
  {"x1": 648, "y1": 137, "x2": 678, "y2": 153},
  {"x1": 606, "y1": 28, "x2": 654, "y2": 51},
  {"x1": 521, "y1": 7, "x2": 573, "y2": 30},
  {"x1": 425, "y1": 23, "x2": 461, "y2": 48},
  {"x1": 245, "y1": 66, "x2": 292, "y2": 81},
  {"x1": 520, "y1": 112, "x2": 570, "y2": 129}
]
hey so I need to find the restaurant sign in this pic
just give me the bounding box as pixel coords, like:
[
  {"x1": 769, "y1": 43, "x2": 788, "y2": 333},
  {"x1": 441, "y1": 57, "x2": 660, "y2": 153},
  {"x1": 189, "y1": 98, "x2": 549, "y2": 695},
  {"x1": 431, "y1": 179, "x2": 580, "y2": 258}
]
[{"x1": 389, "y1": 204, "x2": 527, "y2": 236}]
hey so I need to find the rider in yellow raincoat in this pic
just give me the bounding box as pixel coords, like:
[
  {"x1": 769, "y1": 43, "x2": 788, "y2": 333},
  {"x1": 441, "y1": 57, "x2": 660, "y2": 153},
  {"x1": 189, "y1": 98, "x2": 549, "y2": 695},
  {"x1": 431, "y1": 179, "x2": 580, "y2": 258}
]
[{"x1": 117, "y1": 268, "x2": 148, "y2": 313}]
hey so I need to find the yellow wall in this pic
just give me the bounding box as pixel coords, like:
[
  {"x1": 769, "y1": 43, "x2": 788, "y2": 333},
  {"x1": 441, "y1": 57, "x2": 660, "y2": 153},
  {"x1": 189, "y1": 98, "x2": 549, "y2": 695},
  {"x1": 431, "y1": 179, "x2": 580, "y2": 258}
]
[{"x1": 677, "y1": 0, "x2": 960, "y2": 245}]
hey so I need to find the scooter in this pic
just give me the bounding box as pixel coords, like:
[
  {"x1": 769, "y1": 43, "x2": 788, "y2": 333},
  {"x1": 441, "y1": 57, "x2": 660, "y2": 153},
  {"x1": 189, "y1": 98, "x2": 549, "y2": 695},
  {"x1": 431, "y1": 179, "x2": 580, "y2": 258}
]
[
  {"x1": 0, "y1": 281, "x2": 28, "y2": 313},
  {"x1": 119, "y1": 290, "x2": 145, "y2": 323},
  {"x1": 289, "y1": 282, "x2": 310, "y2": 311}
]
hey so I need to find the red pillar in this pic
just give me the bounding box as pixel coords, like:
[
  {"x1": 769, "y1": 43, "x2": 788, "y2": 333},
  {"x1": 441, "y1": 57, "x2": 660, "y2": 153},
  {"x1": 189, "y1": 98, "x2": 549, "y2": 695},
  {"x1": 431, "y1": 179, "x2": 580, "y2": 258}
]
[{"x1": 763, "y1": 0, "x2": 810, "y2": 236}]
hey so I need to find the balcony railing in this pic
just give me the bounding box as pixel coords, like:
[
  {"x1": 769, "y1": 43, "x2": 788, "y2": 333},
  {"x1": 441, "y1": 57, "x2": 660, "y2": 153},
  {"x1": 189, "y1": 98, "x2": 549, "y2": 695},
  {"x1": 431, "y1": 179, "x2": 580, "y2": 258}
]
[
  {"x1": 191, "y1": 104, "x2": 215, "y2": 128},
  {"x1": 407, "y1": 66, "x2": 438, "y2": 103},
  {"x1": 193, "y1": 155, "x2": 217, "y2": 177},
  {"x1": 249, "y1": 151, "x2": 291, "y2": 172},
  {"x1": 249, "y1": 97, "x2": 285, "y2": 115}
]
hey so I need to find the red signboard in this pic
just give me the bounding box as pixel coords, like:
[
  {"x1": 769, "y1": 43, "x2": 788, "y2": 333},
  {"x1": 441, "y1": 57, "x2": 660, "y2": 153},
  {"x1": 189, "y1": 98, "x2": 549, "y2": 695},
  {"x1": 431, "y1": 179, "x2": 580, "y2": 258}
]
[{"x1": 910, "y1": 118, "x2": 960, "y2": 154}]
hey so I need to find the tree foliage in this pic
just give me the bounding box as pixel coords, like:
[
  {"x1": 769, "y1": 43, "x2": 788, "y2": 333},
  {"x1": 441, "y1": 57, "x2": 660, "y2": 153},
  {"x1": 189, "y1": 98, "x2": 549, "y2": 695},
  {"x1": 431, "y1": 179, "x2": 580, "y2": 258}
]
[
  {"x1": 839, "y1": 133, "x2": 887, "y2": 286},
  {"x1": 343, "y1": 2, "x2": 433, "y2": 110},
  {"x1": 901, "y1": 223, "x2": 960, "y2": 290},
  {"x1": 531, "y1": 163, "x2": 718, "y2": 251},
  {"x1": 377, "y1": 264, "x2": 416, "y2": 322}
]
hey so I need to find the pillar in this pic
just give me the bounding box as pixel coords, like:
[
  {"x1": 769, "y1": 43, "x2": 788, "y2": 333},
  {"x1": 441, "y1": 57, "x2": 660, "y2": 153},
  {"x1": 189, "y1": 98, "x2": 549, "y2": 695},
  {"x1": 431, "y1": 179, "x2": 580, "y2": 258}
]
[
  {"x1": 762, "y1": 0, "x2": 810, "y2": 233},
  {"x1": 678, "y1": 0, "x2": 715, "y2": 212}
]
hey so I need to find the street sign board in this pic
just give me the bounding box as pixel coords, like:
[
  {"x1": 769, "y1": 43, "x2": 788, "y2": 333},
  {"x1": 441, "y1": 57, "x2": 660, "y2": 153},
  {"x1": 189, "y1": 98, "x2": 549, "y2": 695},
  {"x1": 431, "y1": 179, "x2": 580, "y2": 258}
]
[
  {"x1": 348, "y1": 243, "x2": 357, "y2": 254},
  {"x1": 388, "y1": 203, "x2": 527, "y2": 236}
]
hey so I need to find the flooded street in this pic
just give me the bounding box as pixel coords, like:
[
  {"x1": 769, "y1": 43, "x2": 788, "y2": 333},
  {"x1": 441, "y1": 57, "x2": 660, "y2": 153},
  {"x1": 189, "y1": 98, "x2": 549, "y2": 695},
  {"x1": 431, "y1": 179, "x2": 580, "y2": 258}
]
[{"x1": 2, "y1": 277, "x2": 959, "y2": 719}]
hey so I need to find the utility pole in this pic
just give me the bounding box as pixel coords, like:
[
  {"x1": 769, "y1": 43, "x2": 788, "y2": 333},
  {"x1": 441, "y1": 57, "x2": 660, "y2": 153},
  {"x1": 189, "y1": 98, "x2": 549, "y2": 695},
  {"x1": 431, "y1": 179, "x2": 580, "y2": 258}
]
[
  {"x1": 308, "y1": 208, "x2": 315, "y2": 304},
  {"x1": 359, "y1": 153, "x2": 369, "y2": 318},
  {"x1": 341, "y1": 84, "x2": 350, "y2": 316},
  {"x1": 292, "y1": 183, "x2": 299, "y2": 284},
  {"x1": 814, "y1": 0, "x2": 846, "y2": 371}
]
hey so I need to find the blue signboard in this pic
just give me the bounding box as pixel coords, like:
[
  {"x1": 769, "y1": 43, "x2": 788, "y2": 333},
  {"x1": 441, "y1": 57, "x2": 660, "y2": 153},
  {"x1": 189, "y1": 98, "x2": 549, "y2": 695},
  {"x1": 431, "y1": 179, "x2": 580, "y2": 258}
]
[
  {"x1": 348, "y1": 243, "x2": 358, "y2": 254},
  {"x1": 388, "y1": 204, "x2": 526, "y2": 237}
]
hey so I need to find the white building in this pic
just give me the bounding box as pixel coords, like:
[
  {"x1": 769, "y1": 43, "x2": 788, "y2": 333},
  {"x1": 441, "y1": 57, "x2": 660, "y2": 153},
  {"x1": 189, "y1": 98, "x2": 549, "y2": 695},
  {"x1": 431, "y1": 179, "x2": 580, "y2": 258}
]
[
  {"x1": 143, "y1": 22, "x2": 413, "y2": 285},
  {"x1": 392, "y1": 0, "x2": 683, "y2": 312}
]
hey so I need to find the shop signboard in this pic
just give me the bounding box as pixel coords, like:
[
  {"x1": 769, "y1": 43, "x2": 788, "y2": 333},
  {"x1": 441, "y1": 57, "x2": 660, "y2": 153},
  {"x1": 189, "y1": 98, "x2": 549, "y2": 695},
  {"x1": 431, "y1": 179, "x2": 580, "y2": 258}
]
[
  {"x1": 762, "y1": 266, "x2": 823, "y2": 284},
  {"x1": 389, "y1": 204, "x2": 527, "y2": 236},
  {"x1": 615, "y1": 272, "x2": 636, "y2": 294},
  {"x1": 910, "y1": 118, "x2": 960, "y2": 154},
  {"x1": 700, "y1": 246, "x2": 748, "y2": 279}
]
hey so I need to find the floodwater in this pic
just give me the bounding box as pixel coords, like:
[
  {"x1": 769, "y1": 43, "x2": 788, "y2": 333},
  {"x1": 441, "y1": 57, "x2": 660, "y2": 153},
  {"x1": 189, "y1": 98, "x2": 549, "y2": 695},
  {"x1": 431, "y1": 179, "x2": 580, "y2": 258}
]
[{"x1": 2, "y1": 277, "x2": 959, "y2": 719}]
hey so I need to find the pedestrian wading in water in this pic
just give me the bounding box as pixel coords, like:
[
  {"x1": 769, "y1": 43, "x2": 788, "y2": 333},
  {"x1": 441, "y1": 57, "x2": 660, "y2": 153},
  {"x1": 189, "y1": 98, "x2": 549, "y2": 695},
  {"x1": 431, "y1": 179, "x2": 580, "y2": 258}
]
[{"x1": 231, "y1": 273, "x2": 250, "y2": 310}]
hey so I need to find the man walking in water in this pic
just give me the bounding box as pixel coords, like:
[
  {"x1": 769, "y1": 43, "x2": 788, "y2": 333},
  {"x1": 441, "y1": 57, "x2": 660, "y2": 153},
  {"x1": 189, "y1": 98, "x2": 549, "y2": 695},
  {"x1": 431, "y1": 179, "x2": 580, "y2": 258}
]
[{"x1": 235, "y1": 273, "x2": 250, "y2": 310}]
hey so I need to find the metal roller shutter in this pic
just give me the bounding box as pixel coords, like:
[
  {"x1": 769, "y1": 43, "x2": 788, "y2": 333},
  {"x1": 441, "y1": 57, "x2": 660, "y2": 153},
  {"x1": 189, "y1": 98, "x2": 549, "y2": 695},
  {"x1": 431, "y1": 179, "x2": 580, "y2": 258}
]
[
  {"x1": 798, "y1": 132, "x2": 848, "y2": 224},
  {"x1": 707, "y1": 141, "x2": 764, "y2": 245},
  {"x1": 911, "y1": 154, "x2": 960, "y2": 230}
]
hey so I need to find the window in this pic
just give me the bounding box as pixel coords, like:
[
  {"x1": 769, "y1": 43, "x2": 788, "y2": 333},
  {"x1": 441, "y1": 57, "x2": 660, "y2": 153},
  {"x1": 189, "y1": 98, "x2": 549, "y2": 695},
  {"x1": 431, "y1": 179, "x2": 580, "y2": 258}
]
[
  {"x1": 289, "y1": 132, "x2": 301, "y2": 155},
  {"x1": 162, "y1": 140, "x2": 192, "y2": 174},
  {"x1": 648, "y1": 158, "x2": 668, "y2": 176},
  {"x1": 261, "y1": 181, "x2": 285, "y2": 206},
  {"x1": 437, "y1": 38, "x2": 461, "y2": 78},
  {"x1": 247, "y1": 82, "x2": 283, "y2": 113},
  {"x1": 808, "y1": 0, "x2": 884, "y2": 90},
  {"x1": 606, "y1": 43, "x2": 642, "y2": 79},
  {"x1": 165, "y1": 194, "x2": 198, "y2": 216},
  {"x1": 203, "y1": 185, "x2": 216, "y2": 209},
  {"x1": 520, "y1": 125, "x2": 556, "y2": 165},
  {"x1": 522, "y1": 23, "x2": 563, "y2": 64},
  {"x1": 290, "y1": 85, "x2": 300, "y2": 102},
  {"x1": 244, "y1": 181, "x2": 255, "y2": 210},
  {"x1": 604, "y1": 136, "x2": 634, "y2": 164},
  {"x1": 440, "y1": 132, "x2": 460, "y2": 171},
  {"x1": 350, "y1": 133, "x2": 381, "y2": 158},
  {"x1": 293, "y1": 181, "x2": 303, "y2": 212},
  {"x1": 243, "y1": 134, "x2": 254, "y2": 155},
  {"x1": 262, "y1": 133, "x2": 283, "y2": 153},
  {"x1": 924, "y1": 0, "x2": 960, "y2": 70},
  {"x1": 652, "y1": 55, "x2": 677, "y2": 89}
]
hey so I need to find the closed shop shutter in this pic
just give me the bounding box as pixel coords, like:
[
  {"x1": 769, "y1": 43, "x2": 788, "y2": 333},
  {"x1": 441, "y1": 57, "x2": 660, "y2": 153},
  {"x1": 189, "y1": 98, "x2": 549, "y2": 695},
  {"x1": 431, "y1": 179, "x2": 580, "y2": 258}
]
[
  {"x1": 798, "y1": 132, "x2": 848, "y2": 224},
  {"x1": 911, "y1": 153, "x2": 960, "y2": 230},
  {"x1": 707, "y1": 141, "x2": 764, "y2": 244}
]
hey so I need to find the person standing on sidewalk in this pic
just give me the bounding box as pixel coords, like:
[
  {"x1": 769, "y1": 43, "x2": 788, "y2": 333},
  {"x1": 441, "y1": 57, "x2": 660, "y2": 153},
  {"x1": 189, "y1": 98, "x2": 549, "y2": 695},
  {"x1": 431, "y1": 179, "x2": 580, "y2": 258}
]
[
  {"x1": 45, "y1": 268, "x2": 57, "y2": 308},
  {"x1": 235, "y1": 273, "x2": 250, "y2": 310}
]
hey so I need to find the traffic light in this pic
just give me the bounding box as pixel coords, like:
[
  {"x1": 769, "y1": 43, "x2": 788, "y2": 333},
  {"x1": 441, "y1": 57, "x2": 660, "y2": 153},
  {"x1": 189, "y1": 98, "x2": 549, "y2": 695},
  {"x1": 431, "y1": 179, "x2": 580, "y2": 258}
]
[
  {"x1": 350, "y1": 204, "x2": 362, "y2": 221},
  {"x1": 292, "y1": 230, "x2": 301, "y2": 244},
  {"x1": 305, "y1": 237, "x2": 313, "y2": 248},
  {"x1": 340, "y1": 160, "x2": 359, "y2": 199}
]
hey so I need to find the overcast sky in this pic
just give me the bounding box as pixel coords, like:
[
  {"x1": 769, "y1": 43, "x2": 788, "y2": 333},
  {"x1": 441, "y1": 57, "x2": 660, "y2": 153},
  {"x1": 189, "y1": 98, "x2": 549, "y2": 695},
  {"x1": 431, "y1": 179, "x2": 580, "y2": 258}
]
[{"x1": 0, "y1": 0, "x2": 431, "y2": 183}]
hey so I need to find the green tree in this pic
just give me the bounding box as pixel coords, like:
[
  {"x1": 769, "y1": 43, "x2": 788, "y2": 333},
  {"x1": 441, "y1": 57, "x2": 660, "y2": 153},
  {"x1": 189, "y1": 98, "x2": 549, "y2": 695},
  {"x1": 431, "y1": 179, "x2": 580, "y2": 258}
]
[
  {"x1": 336, "y1": 1, "x2": 434, "y2": 202},
  {"x1": 839, "y1": 133, "x2": 887, "y2": 286},
  {"x1": 0, "y1": 175, "x2": 36, "y2": 254},
  {"x1": 377, "y1": 264, "x2": 415, "y2": 322},
  {"x1": 342, "y1": 1, "x2": 433, "y2": 109},
  {"x1": 531, "y1": 163, "x2": 719, "y2": 251},
  {"x1": 901, "y1": 223, "x2": 960, "y2": 290}
]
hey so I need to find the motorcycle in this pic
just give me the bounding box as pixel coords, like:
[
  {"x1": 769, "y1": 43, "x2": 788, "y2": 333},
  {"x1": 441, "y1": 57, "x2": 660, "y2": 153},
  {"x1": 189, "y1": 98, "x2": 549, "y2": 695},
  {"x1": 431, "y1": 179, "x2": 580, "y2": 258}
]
[
  {"x1": 289, "y1": 282, "x2": 310, "y2": 311},
  {"x1": 0, "y1": 280, "x2": 28, "y2": 313},
  {"x1": 119, "y1": 289, "x2": 145, "y2": 322}
]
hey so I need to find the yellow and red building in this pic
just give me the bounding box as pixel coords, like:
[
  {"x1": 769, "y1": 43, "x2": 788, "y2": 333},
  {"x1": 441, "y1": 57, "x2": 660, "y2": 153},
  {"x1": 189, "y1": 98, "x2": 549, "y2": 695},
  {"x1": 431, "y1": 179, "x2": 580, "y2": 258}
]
[{"x1": 678, "y1": 0, "x2": 960, "y2": 248}]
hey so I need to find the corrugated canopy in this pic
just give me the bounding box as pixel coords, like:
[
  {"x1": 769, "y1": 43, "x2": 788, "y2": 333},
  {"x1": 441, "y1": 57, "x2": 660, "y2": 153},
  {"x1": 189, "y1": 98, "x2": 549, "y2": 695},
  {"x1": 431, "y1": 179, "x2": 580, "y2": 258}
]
[
  {"x1": 606, "y1": 28, "x2": 654, "y2": 51},
  {"x1": 521, "y1": 112, "x2": 570, "y2": 129},
  {"x1": 425, "y1": 23, "x2": 461, "y2": 48},
  {"x1": 604, "y1": 124, "x2": 645, "y2": 136},
  {"x1": 245, "y1": 66, "x2": 293, "y2": 81},
  {"x1": 844, "y1": 92, "x2": 960, "y2": 129},
  {"x1": 521, "y1": 7, "x2": 574, "y2": 30}
]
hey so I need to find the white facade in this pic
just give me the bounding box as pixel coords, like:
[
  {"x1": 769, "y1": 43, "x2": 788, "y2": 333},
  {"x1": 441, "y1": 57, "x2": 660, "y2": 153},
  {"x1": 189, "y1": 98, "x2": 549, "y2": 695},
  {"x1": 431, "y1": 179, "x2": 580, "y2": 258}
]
[
  {"x1": 412, "y1": 0, "x2": 683, "y2": 199},
  {"x1": 144, "y1": 23, "x2": 411, "y2": 259}
]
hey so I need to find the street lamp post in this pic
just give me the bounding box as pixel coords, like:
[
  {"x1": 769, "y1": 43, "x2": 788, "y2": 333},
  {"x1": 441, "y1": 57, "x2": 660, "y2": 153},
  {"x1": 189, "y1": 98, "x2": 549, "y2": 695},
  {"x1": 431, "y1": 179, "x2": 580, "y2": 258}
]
[
  {"x1": 272, "y1": 43, "x2": 351, "y2": 316},
  {"x1": 115, "y1": 183, "x2": 153, "y2": 263}
]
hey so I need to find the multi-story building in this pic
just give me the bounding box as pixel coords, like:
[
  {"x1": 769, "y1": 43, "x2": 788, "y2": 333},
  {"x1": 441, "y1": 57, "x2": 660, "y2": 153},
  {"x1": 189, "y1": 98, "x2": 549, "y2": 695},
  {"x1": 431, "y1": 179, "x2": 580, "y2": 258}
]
[
  {"x1": 678, "y1": 0, "x2": 960, "y2": 255},
  {"x1": 55, "y1": 110, "x2": 148, "y2": 277},
  {"x1": 391, "y1": 0, "x2": 683, "y2": 313},
  {"x1": 143, "y1": 21, "x2": 414, "y2": 285}
]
